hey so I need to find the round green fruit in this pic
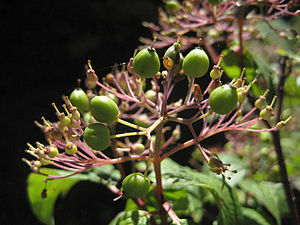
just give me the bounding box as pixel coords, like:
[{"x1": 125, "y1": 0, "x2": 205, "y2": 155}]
[
  {"x1": 90, "y1": 95, "x2": 119, "y2": 123},
  {"x1": 209, "y1": 85, "x2": 238, "y2": 114},
  {"x1": 83, "y1": 123, "x2": 110, "y2": 151},
  {"x1": 182, "y1": 47, "x2": 209, "y2": 78},
  {"x1": 132, "y1": 47, "x2": 160, "y2": 78},
  {"x1": 122, "y1": 172, "x2": 150, "y2": 198},
  {"x1": 69, "y1": 88, "x2": 89, "y2": 113}
]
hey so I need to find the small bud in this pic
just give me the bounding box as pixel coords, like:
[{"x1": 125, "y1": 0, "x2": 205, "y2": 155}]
[
  {"x1": 260, "y1": 106, "x2": 273, "y2": 120},
  {"x1": 161, "y1": 70, "x2": 168, "y2": 79},
  {"x1": 130, "y1": 143, "x2": 145, "y2": 155},
  {"x1": 172, "y1": 125, "x2": 181, "y2": 141},
  {"x1": 260, "y1": 96, "x2": 277, "y2": 120},
  {"x1": 145, "y1": 89, "x2": 157, "y2": 103},
  {"x1": 237, "y1": 87, "x2": 247, "y2": 103},
  {"x1": 255, "y1": 89, "x2": 269, "y2": 109},
  {"x1": 210, "y1": 65, "x2": 221, "y2": 80},
  {"x1": 276, "y1": 116, "x2": 292, "y2": 130}
]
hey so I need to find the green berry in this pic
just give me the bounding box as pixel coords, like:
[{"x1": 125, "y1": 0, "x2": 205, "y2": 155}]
[
  {"x1": 209, "y1": 85, "x2": 238, "y2": 114},
  {"x1": 132, "y1": 47, "x2": 160, "y2": 78},
  {"x1": 90, "y1": 96, "x2": 119, "y2": 123},
  {"x1": 83, "y1": 123, "x2": 111, "y2": 151},
  {"x1": 182, "y1": 47, "x2": 209, "y2": 78},
  {"x1": 122, "y1": 172, "x2": 150, "y2": 198},
  {"x1": 69, "y1": 88, "x2": 89, "y2": 113}
]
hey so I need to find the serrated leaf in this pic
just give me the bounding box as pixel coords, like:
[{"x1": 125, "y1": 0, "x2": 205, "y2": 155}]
[
  {"x1": 242, "y1": 207, "x2": 271, "y2": 225},
  {"x1": 27, "y1": 168, "x2": 80, "y2": 225},
  {"x1": 149, "y1": 158, "x2": 242, "y2": 225},
  {"x1": 239, "y1": 179, "x2": 284, "y2": 224},
  {"x1": 109, "y1": 210, "x2": 151, "y2": 225}
]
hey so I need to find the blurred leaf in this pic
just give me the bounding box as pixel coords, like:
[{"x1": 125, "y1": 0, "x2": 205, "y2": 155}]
[
  {"x1": 284, "y1": 75, "x2": 300, "y2": 97},
  {"x1": 186, "y1": 185, "x2": 204, "y2": 223},
  {"x1": 125, "y1": 198, "x2": 139, "y2": 212},
  {"x1": 254, "y1": 19, "x2": 300, "y2": 61},
  {"x1": 239, "y1": 179, "x2": 286, "y2": 224},
  {"x1": 242, "y1": 207, "x2": 271, "y2": 225},
  {"x1": 221, "y1": 49, "x2": 256, "y2": 81},
  {"x1": 149, "y1": 158, "x2": 242, "y2": 225},
  {"x1": 27, "y1": 165, "x2": 121, "y2": 225},
  {"x1": 109, "y1": 210, "x2": 151, "y2": 225},
  {"x1": 217, "y1": 153, "x2": 248, "y2": 187}
]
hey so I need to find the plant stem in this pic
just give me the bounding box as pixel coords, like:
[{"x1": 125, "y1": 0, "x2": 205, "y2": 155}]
[
  {"x1": 270, "y1": 56, "x2": 299, "y2": 225},
  {"x1": 237, "y1": 6, "x2": 245, "y2": 69},
  {"x1": 153, "y1": 122, "x2": 168, "y2": 224}
]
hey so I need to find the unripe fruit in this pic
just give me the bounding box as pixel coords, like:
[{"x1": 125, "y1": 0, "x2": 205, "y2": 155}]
[
  {"x1": 90, "y1": 96, "x2": 119, "y2": 123},
  {"x1": 260, "y1": 106, "x2": 273, "y2": 120},
  {"x1": 48, "y1": 146, "x2": 59, "y2": 158},
  {"x1": 69, "y1": 88, "x2": 89, "y2": 113},
  {"x1": 237, "y1": 87, "x2": 247, "y2": 103},
  {"x1": 255, "y1": 96, "x2": 266, "y2": 109},
  {"x1": 65, "y1": 143, "x2": 77, "y2": 155},
  {"x1": 165, "y1": 0, "x2": 180, "y2": 13},
  {"x1": 132, "y1": 47, "x2": 160, "y2": 78},
  {"x1": 83, "y1": 123, "x2": 111, "y2": 151},
  {"x1": 122, "y1": 172, "x2": 150, "y2": 198},
  {"x1": 182, "y1": 47, "x2": 209, "y2": 78},
  {"x1": 209, "y1": 85, "x2": 238, "y2": 114},
  {"x1": 164, "y1": 43, "x2": 184, "y2": 74},
  {"x1": 210, "y1": 65, "x2": 221, "y2": 80},
  {"x1": 40, "y1": 158, "x2": 50, "y2": 166},
  {"x1": 59, "y1": 115, "x2": 71, "y2": 127}
]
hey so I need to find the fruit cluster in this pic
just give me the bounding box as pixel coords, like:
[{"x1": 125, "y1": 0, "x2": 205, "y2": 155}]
[{"x1": 23, "y1": 40, "x2": 286, "y2": 200}]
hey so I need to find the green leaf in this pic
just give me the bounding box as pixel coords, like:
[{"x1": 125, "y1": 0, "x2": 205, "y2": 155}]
[
  {"x1": 239, "y1": 179, "x2": 284, "y2": 224},
  {"x1": 27, "y1": 168, "x2": 79, "y2": 225},
  {"x1": 109, "y1": 210, "x2": 151, "y2": 225},
  {"x1": 149, "y1": 158, "x2": 242, "y2": 225},
  {"x1": 27, "y1": 165, "x2": 121, "y2": 225},
  {"x1": 242, "y1": 207, "x2": 271, "y2": 225},
  {"x1": 220, "y1": 49, "x2": 256, "y2": 81}
]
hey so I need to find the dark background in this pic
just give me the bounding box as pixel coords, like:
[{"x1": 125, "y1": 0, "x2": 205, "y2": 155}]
[{"x1": 3, "y1": 1, "x2": 164, "y2": 224}]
